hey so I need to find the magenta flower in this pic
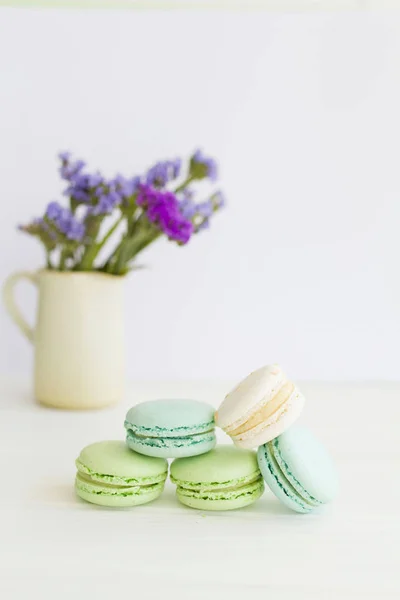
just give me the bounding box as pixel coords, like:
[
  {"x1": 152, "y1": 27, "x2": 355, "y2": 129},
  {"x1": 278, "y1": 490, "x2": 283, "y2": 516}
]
[{"x1": 136, "y1": 184, "x2": 194, "y2": 244}]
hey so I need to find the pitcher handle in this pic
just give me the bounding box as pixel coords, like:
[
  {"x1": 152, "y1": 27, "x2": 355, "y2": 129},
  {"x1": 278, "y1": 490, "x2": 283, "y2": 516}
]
[{"x1": 2, "y1": 271, "x2": 39, "y2": 343}]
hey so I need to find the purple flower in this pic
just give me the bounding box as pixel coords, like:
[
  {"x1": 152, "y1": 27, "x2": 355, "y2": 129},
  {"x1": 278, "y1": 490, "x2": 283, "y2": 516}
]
[
  {"x1": 179, "y1": 197, "x2": 197, "y2": 219},
  {"x1": 146, "y1": 158, "x2": 182, "y2": 188},
  {"x1": 196, "y1": 219, "x2": 210, "y2": 232},
  {"x1": 45, "y1": 201, "x2": 85, "y2": 242},
  {"x1": 196, "y1": 200, "x2": 214, "y2": 219},
  {"x1": 64, "y1": 181, "x2": 91, "y2": 203},
  {"x1": 179, "y1": 190, "x2": 225, "y2": 235},
  {"x1": 190, "y1": 149, "x2": 218, "y2": 182},
  {"x1": 58, "y1": 151, "x2": 71, "y2": 162},
  {"x1": 91, "y1": 190, "x2": 121, "y2": 216},
  {"x1": 171, "y1": 158, "x2": 181, "y2": 179},
  {"x1": 87, "y1": 173, "x2": 103, "y2": 188},
  {"x1": 58, "y1": 152, "x2": 86, "y2": 183},
  {"x1": 211, "y1": 190, "x2": 226, "y2": 209},
  {"x1": 137, "y1": 184, "x2": 193, "y2": 244},
  {"x1": 46, "y1": 201, "x2": 63, "y2": 220},
  {"x1": 113, "y1": 174, "x2": 140, "y2": 198},
  {"x1": 63, "y1": 169, "x2": 105, "y2": 206},
  {"x1": 64, "y1": 220, "x2": 85, "y2": 241}
]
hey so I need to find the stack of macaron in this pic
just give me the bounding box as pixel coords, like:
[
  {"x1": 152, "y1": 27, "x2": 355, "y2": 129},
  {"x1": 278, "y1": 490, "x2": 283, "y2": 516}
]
[{"x1": 75, "y1": 364, "x2": 338, "y2": 513}]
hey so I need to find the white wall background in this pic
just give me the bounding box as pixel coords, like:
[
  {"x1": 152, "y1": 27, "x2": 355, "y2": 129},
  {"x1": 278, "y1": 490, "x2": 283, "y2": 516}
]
[{"x1": 0, "y1": 7, "x2": 399, "y2": 381}]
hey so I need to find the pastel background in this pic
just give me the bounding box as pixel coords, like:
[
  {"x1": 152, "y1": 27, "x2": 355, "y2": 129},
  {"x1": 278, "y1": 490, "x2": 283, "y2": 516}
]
[{"x1": 0, "y1": 6, "x2": 399, "y2": 381}]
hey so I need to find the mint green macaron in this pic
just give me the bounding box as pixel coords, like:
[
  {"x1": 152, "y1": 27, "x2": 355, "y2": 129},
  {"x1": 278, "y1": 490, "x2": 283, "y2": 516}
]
[
  {"x1": 125, "y1": 399, "x2": 216, "y2": 459},
  {"x1": 75, "y1": 440, "x2": 168, "y2": 507},
  {"x1": 170, "y1": 446, "x2": 264, "y2": 511},
  {"x1": 257, "y1": 426, "x2": 338, "y2": 513}
]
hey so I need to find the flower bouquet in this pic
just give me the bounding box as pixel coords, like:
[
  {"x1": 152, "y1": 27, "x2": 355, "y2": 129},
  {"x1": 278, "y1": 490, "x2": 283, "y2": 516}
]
[
  {"x1": 19, "y1": 150, "x2": 225, "y2": 275},
  {"x1": 3, "y1": 149, "x2": 225, "y2": 408}
]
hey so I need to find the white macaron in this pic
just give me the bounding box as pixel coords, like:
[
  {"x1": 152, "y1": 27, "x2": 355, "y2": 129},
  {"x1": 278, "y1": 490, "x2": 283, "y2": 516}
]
[{"x1": 215, "y1": 364, "x2": 305, "y2": 449}]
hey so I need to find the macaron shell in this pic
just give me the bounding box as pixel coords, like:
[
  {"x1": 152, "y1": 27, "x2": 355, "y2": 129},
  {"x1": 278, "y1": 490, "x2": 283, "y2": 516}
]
[
  {"x1": 76, "y1": 441, "x2": 168, "y2": 482},
  {"x1": 272, "y1": 426, "x2": 338, "y2": 504},
  {"x1": 257, "y1": 443, "x2": 311, "y2": 513},
  {"x1": 232, "y1": 389, "x2": 305, "y2": 449},
  {"x1": 126, "y1": 430, "x2": 216, "y2": 459},
  {"x1": 125, "y1": 399, "x2": 215, "y2": 438},
  {"x1": 216, "y1": 365, "x2": 287, "y2": 430},
  {"x1": 170, "y1": 446, "x2": 260, "y2": 484}
]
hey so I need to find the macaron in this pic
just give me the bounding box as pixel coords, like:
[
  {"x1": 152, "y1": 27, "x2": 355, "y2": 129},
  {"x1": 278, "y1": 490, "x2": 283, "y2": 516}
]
[
  {"x1": 257, "y1": 426, "x2": 338, "y2": 513},
  {"x1": 75, "y1": 440, "x2": 168, "y2": 507},
  {"x1": 170, "y1": 446, "x2": 264, "y2": 511},
  {"x1": 215, "y1": 364, "x2": 305, "y2": 449},
  {"x1": 124, "y1": 399, "x2": 216, "y2": 459}
]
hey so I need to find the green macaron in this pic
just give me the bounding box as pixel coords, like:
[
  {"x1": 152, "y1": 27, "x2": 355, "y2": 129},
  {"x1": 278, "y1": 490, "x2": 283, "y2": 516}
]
[
  {"x1": 75, "y1": 440, "x2": 168, "y2": 507},
  {"x1": 170, "y1": 446, "x2": 264, "y2": 511}
]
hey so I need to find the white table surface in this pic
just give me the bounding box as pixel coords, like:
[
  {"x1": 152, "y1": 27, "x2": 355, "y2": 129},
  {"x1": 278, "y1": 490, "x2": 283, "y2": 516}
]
[{"x1": 1, "y1": 378, "x2": 399, "y2": 599}]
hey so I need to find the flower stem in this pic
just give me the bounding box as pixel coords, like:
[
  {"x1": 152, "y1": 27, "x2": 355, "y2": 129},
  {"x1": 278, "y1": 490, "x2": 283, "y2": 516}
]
[
  {"x1": 98, "y1": 215, "x2": 124, "y2": 252},
  {"x1": 78, "y1": 215, "x2": 124, "y2": 271},
  {"x1": 112, "y1": 229, "x2": 159, "y2": 275},
  {"x1": 59, "y1": 248, "x2": 67, "y2": 271},
  {"x1": 174, "y1": 175, "x2": 194, "y2": 194}
]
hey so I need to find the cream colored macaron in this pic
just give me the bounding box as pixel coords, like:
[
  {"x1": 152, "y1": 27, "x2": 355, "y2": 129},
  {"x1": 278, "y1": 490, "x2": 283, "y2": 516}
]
[{"x1": 215, "y1": 364, "x2": 305, "y2": 449}]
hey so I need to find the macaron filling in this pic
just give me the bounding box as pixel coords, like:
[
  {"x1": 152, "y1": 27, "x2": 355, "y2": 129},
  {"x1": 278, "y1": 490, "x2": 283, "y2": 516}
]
[
  {"x1": 124, "y1": 419, "x2": 215, "y2": 439},
  {"x1": 175, "y1": 477, "x2": 264, "y2": 502},
  {"x1": 126, "y1": 428, "x2": 216, "y2": 449},
  {"x1": 75, "y1": 472, "x2": 166, "y2": 497},
  {"x1": 171, "y1": 470, "x2": 261, "y2": 492},
  {"x1": 76, "y1": 458, "x2": 167, "y2": 487},
  {"x1": 171, "y1": 471, "x2": 264, "y2": 502}
]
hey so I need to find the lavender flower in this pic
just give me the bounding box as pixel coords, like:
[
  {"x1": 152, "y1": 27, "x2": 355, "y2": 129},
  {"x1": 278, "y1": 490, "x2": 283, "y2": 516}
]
[
  {"x1": 211, "y1": 190, "x2": 226, "y2": 209},
  {"x1": 137, "y1": 184, "x2": 193, "y2": 244},
  {"x1": 59, "y1": 152, "x2": 94, "y2": 206},
  {"x1": 196, "y1": 219, "x2": 210, "y2": 232},
  {"x1": 179, "y1": 195, "x2": 197, "y2": 219},
  {"x1": 171, "y1": 158, "x2": 181, "y2": 178},
  {"x1": 88, "y1": 173, "x2": 103, "y2": 188},
  {"x1": 146, "y1": 158, "x2": 182, "y2": 188},
  {"x1": 113, "y1": 174, "x2": 141, "y2": 198},
  {"x1": 63, "y1": 219, "x2": 86, "y2": 241},
  {"x1": 45, "y1": 201, "x2": 85, "y2": 241},
  {"x1": 179, "y1": 190, "x2": 226, "y2": 235},
  {"x1": 46, "y1": 201, "x2": 63, "y2": 221},
  {"x1": 59, "y1": 155, "x2": 86, "y2": 182},
  {"x1": 63, "y1": 171, "x2": 96, "y2": 205},
  {"x1": 90, "y1": 189, "x2": 121, "y2": 216},
  {"x1": 196, "y1": 200, "x2": 214, "y2": 219},
  {"x1": 190, "y1": 149, "x2": 218, "y2": 182}
]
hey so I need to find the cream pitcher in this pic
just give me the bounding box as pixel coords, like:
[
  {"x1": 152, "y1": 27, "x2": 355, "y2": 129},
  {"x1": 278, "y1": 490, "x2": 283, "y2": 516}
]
[{"x1": 3, "y1": 270, "x2": 125, "y2": 409}]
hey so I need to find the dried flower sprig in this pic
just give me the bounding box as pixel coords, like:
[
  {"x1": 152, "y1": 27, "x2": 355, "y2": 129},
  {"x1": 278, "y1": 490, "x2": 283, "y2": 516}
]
[{"x1": 19, "y1": 150, "x2": 225, "y2": 275}]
